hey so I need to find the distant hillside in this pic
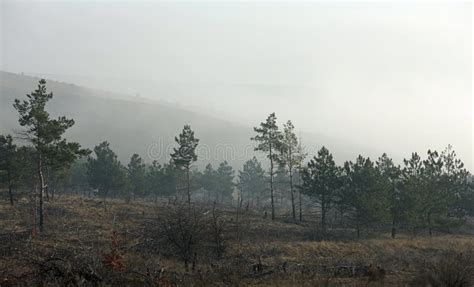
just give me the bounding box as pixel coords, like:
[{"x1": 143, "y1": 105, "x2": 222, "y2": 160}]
[{"x1": 0, "y1": 71, "x2": 369, "y2": 169}]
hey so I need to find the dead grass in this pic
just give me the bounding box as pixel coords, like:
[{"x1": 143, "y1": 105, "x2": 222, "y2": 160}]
[{"x1": 0, "y1": 195, "x2": 473, "y2": 286}]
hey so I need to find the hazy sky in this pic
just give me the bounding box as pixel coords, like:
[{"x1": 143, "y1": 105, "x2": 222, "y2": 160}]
[{"x1": 1, "y1": 1, "x2": 472, "y2": 170}]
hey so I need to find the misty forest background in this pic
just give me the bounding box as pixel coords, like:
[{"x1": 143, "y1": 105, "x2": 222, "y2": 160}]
[
  {"x1": 1, "y1": 1, "x2": 473, "y2": 285},
  {"x1": 1, "y1": 72, "x2": 473, "y2": 239}
]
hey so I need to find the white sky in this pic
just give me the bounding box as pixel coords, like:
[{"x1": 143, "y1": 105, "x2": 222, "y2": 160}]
[{"x1": 1, "y1": 1, "x2": 472, "y2": 170}]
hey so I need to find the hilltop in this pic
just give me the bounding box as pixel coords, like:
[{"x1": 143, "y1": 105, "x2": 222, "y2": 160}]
[{"x1": 1, "y1": 71, "x2": 370, "y2": 169}]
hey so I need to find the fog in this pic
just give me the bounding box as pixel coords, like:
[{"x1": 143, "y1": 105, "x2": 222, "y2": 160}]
[{"x1": 1, "y1": 1, "x2": 472, "y2": 170}]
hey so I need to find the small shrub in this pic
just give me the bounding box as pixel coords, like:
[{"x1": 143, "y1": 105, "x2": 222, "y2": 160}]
[{"x1": 411, "y1": 251, "x2": 474, "y2": 287}]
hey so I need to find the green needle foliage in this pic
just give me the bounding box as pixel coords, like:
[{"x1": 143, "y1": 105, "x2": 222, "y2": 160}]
[
  {"x1": 13, "y1": 79, "x2": 89, "y2": 231},
  {"x1": 170, "y1": 125, "x2": 199, "y2": 206},
  {"x1": 252, "y1": 112, "x2": 282, "y2": 221},
  {"x1": 302, "y1": 147, "x2": 342, "y2": 233}
]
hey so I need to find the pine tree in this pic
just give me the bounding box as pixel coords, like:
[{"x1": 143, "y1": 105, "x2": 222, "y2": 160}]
[
  {"x1": 170, "y1": 125, "x2": 199, "y2": 206},
  {"x1": 402, "y1": 147, "x2": 471, "y2": 236},
  {"x1": 216, "y1": 161, "x2": 234, "y2": 203},
  {"x1": 278, "y1": 120, "x2": 303, "y2": 220},
  {"x1": 376, "y1": 153, "x2": 402, "y2": 238},
  {"x1": 342, "y1": 155, "x2": 390, "y2": 238},
  {"x1": 421, "y1": 149, "x2": 446, "y2": 236},
  {"x1": 295, "y1": 140, "x2": 307, "y2": 221},
  {"x1": 0, "y1": 135, "x2": 19, "y2": 205},
  {"x1": 13, "y1": 79, "x2": 88, "y2": 232},
  {"x1": 87, "y1": 141, "x2": 127, "y2": 200},
  {"x1": 274, "y1": 165, "x2": 289, "y2": 207},
  {"x1": 238, "y1": 157, "x2": 267, "y2": 208},
  {"x1": 402, "y1": 152, "x2": 425, "y2": 232},
  {"x1": 440, "y1": 145, "x2": 471, "y2": 218},
  {"x1": 302, "y1": 147, "x2": 341, "y2": 233},
  {"x1": 163, "y1": 164, "x2": 180, "y2": 196},
  {"x1": 16, "y1": 146, "x2": 37, "y2": 196},
  {"x1": 252, "y1": 113, "x2": 282, "y2": 221},
  {"x1": 69, "y1": 159, "x2": 90, "y2": 196},
  {"x1": 45, "y1": 161, "x2": 71, "y2": 200},
  {"x1": 200, "y1": 163, "x2": 218, "y2": 201},
  {"x1": 127, "y1": 154, "x2": 146, "y2": 200}
]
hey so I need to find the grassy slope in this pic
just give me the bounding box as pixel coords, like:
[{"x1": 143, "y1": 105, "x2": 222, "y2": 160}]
[{"x1": 0, "y1": 196, "x2": 473, "y2": 286}]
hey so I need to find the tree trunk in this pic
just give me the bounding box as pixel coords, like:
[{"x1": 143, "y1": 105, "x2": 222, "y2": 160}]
[
  {"x1": 34, "y1": 184, "x2": 38, "y2": 232},
  {"x1": 321, "y1": 199, "x2": 326, "y2": 233},
  {"x1": 44, "y1": 169, "x2": 50, "y2": 201},
  {"x1": 37, "y1": 153, "x2": 45, "y2": 232},
  {"x1": 269, "y1": 146, "x2": 275, "y2": 221},
  {"x1": 239, "y1": 187, "x2": 244, "y2": 209},
  {"x1": 184, "y1": 258, "x2": 189, "y2": 272},
  {"x1": 7, "y1": 169, "x2": 13, "y2": 206},
  {"x1": 299, "y1": 189, "x2": 303, "y2": 222},
  {"x1": 428, "y1": 211, "x2": 433, "y2": 237},
  {"x1": 103, "y1": 188, "x2": 109, "y2": 203},
  {"x1": 192, "y1": 253, "x2": 197, "y2": 272},
  {"x1": 356, "y1": 214, "x2": 360, "y2": 239},
  {"x1": 250, "y1": 187, "x2": 254, "y2": 208},
  {"x1": 236, "y1": 194, "x2": 241, "y2": 248},
  {"x1": 289, "y1": 167, "x2": 295, "y2": 221},
  {"x1": 187, "y1": 167, "x2": 191, "y2": 206},
  {"x1": 391, "y1": 218, "x2": 396, "y2": 239}
]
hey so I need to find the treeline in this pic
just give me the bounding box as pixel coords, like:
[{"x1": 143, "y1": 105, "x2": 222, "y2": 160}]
[
  {"x1": 1, "y1": 79, "x2": 473, "y2": 238},
  {"x1": 302, "y1": 146, "x2": 474, "y2": 238}
]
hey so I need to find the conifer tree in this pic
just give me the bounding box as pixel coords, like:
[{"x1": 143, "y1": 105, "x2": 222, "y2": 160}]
[
  {"x1": 420, "y1": 149, "x2": 446, "y2": 236},
  {"x1": 302, "y1": 147, "x2": 341, "y2": 233},
  {"x1": 376, "y1": 153, "x2": 402, "y2": 238},
  {"x1": 0, "y1": 134, "x2": 19, "y2": 205},
  {"x1": 13, "y1": 79, "x2": 88, "y2": 231},
  {"x1": 278, "y1": 120, "x2": 303, "y2": 220},
  {"x1": 216, "y1": 161, "x2": 234, "y2": 203},
  {"x1": 170, "y1": 125, "x2": 199, "y2": 206},
  {"x1": 251, "y1": 113, "x2": 282, "y2": 220},
  {"x1": 69, "y1": 159, "x2": 90, "y2": 196},
  {"x1": 146, "y1": 160, "x2": 163, "y2": 199},
  {"x1": 127, "y1": 153, "x2": 146, "y2": 200},
  {"x1": 440, "y1": 145, "x2": 471, "y2": 218},
  {"x1": 87, "y1": 141, "x2": 127, "y2": 200},
  {"x1": 342, "y1": 155, "x2": 390, "y2": 238},
  {"x1": 295, "y1": 140, "x2": 307, "y2": 221},
  {"x1": 200, "y1": 163, "x2": 218, "y2": 201},
  {"x1": 148, "y1": 162, "x2": 178, "y2": 198},
  {"x1": 402, "y1": 152, "x2": 425, "y2": 232},
  {"x1": 238, "y1": 157, "x2": 267, "y2": 208}
]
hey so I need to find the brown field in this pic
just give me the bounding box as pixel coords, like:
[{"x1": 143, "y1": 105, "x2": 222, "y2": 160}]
[{"x1": 0, "y1": 196, "x2": 473, "y2": 286}]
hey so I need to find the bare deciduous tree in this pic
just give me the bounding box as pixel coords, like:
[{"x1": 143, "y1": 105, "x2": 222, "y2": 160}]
[{"x1": 159, "y1": 202, "x2": 208, "y2": 271}]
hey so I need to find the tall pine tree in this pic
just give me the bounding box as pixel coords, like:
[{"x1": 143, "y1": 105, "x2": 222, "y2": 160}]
[
  {"x1": 238, "y1": 157, "x2": 267, "y2": 208},
  {"x1": 251, "y1": 113, "x2": 282, "y2": 220},
  {"x1": 87, "y1": 141, "x2": 127, "y2": 200},
  {"x1": 342, "y1": 155, "x2": 390, "y2": 238},
  {"x1": 216, "y1": 161, "x2": 234, "y2": 203},
  {"x1": 13, "y1": 79, "x2": 88, "y2": 232},
  {"x1": 170, "y1": 125, "x2": 199, "y2": 206},
  {"x1": 302, "y1": 147, "x2": 341, "y2": 233},
  {"x1": 376, "y1": 153, "x2": 402, "y2": 238},
  {"x1": 0, "y1": 135, "x2": 19, "y2": 205},
  {"x1": 127, "y1": 154, "x2": 146, "y2": 200},
  {"x1": 278, "y1": 120, "x2": 303, "y2": 220}
]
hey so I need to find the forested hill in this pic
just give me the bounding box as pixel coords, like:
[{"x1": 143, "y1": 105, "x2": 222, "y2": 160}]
[{"x1": 0, "y1": 71, "x2": 367, "y2": 168}]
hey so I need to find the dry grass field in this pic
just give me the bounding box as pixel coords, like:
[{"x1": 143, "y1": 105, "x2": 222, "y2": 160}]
[{"x1": 1, "y1": 196, "x2": 473, "y2": 286}]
